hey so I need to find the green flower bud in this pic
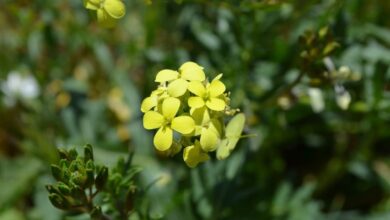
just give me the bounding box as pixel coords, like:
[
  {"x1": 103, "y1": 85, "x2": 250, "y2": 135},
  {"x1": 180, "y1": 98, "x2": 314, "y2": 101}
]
[
  {"x1": 46, "y1": 185, "x2": 61, "y2": 195},
  {"x1": 86, "y1": 160, "x2": 95, "y2": 170},
  {"x1": 48, "y1": 193, "x2": 70, "y2": 210},
  {"x1": 58, "y1": 149, "x2": 69, "y2": 160},
  {"x1": 68, "y1": 148, "x2": 78, "y2": 161},
  {"x1": 70, "y1": 186, "x2": 87, "y2": 204},
  {"x1": 84, "y1": 144, "x2": 94, "y2": 162},
  {"x1": 95, "y1": 166, "x2": 108, "y2": 191},
  {"x1": 85, "y1": 168, "x2": 95, "y2": 188},
  {"x1": 59, "y1": 158, "x2": 70, "y2": 168},
  {"x1": 51, "y1": 165, "x2": 63, "y2": 181},
  {"x1": 71, "y1": 171, "x2": 87, "y2": 186},
  {"x1": 57, "y1": 182, "x2": 71, "y2": 195}
]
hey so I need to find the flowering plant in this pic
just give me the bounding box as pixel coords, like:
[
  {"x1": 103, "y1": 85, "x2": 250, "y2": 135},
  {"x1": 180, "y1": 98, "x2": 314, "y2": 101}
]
[{"x1": 141, "y1": 61, "x2": 245, "y2": 167}]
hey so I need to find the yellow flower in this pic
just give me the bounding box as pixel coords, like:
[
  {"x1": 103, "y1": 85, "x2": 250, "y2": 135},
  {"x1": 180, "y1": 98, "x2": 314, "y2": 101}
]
[
  {"x1": 84, "y1": 0, "x2": 126, "y2": 28},
  {"x1": 154, "y1": 62, "x2": 206, "y2": 97},
  {"x1": 191, "y1": 107, "x2": 222, "y2": 152},
  {"x1": 143, "y1": 97, "x2": 195, "y2": 151},
  {"x1": 188, "y1": 74, "x2": 226, "y2": 111},
  {"x1": 140, "y1": 84, "x2": 170, "y2": 113},
  {"x1": 183, "y1": 140, "x2": 210, "y2": 168}
]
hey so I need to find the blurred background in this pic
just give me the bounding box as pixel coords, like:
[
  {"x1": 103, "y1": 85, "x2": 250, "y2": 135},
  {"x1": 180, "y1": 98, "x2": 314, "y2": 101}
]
[{"x1": 1, "y1": 0, "x2": 390, "y2": 219}]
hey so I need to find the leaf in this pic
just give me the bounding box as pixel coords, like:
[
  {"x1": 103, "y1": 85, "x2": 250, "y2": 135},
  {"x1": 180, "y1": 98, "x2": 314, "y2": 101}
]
[{"x1": 0, "y1": 157, "x2": 43, "y2": 210}]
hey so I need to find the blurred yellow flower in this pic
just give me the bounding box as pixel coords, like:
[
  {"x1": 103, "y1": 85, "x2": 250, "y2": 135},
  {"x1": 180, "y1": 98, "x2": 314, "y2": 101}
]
[
  {"x1": 143, "y1": 97, "x2": 195, "y2": 151},
  {"x1": 188, "y1": 74, "x2": 226, "y2": 111},
  {"x1": 84, "y1": 0, "x2": 126, "y2": 28}
]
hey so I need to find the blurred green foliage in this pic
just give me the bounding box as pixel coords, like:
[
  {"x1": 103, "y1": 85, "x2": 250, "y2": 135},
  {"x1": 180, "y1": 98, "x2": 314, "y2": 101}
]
[{"x1": 1, "y1": 0, "x2": 390, "y2": 219}]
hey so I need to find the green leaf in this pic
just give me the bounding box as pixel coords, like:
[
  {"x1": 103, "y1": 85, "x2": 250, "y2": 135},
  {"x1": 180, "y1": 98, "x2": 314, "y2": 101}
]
[{"x1": 0, "y1": 157, "x2": 42, "y2": 210}]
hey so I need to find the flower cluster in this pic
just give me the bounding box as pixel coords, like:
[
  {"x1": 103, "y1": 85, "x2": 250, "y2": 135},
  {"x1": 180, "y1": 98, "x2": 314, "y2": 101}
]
[
  {"x1": 84, "y1": 0, "x2": 126, "y2": 28},
  {"x1": 141, "y1": 61, "x2": 245, "y2": 168}
]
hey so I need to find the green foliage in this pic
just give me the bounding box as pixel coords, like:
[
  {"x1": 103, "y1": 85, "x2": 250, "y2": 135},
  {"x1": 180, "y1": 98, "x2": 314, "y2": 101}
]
[{"x1": 46, "y1": 145, "x2": 141, "y2": 219}]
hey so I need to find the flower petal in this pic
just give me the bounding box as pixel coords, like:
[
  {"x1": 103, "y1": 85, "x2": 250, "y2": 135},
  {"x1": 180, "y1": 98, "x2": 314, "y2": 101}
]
[
  {"x1": 141, "y1": 96, "x2": 157, "y2": 113},
  {"x1": 200, "y1": 127, "x2": 219, "y2": 152},
  {"x1": 206, "y1": 98, "x2": 226, "y2": 111},
  {"x1": 188, "y1": 81, "x2": 206, "y2": 97},
  {"x1": 167, "y1": 78, "x2": 188, "y2": 97},
  {"x1": 155, "y1": 69, "x2": 179, "y2": 82},
  {"x1": 179, "y1": 62, "x2": 206, "y2": 81},
  {"x1": 171, "y1": 116, "x2": 195, "y2": 134},
  {"x1": 162, "y1": 97, "x2": 180, "y2": 120},
  {"x1": 208, "y1": 80, "x2": 226, "y2": 97},
  {"x1": 143, "y1": 111, "x2": 164, "y2": 129},
  {"x1": 154, "y1": 127, "x2": 173, "y2": 151},
  {"x1": 97, "y1": 8, "x2": 117, "y2": 28},
  {"x1": 188, "y1": 97, "x2": 205, "y2": 109},
  {"x1": 183, "y1": 141, "x2": 209, "y2": 168},
  {"x1": 103, "y1": 0, "x2": 126, "y2": 18}
]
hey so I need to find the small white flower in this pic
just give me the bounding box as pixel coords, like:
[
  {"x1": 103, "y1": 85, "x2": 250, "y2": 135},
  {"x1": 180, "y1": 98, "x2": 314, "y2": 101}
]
[
  {"x1": 1, "y1": 71, "x2": 40, "y2": 106},
  {"x1": 335, "y1": 84, "x2": 351, "y2": 110},
  {"x1": 308, "y1": 87, "x2": 325, "y2": 113}
]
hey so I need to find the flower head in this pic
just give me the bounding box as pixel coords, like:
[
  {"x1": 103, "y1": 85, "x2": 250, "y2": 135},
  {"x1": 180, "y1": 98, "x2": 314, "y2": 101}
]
[
  {"x1": 141, "y1": 61, "x2": 245, "y2": 168},
  {"x1": 143, "y1": 97, "x2": 195, "y2": 151},
  {"x1": 84, "y1": 0, "x2": 126, "y2": 28},
  {"x1": 155, "y1": 62, "x2": 206, "y2": 97},
  {"x1": 188, "y1": 74, "x2": 226, "y2": 111}
]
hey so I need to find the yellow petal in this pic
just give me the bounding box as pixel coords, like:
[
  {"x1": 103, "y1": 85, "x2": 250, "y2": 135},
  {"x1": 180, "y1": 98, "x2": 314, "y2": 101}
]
[
  {"x1": 200, "y1": 127, "x2": 219, "y2": 152},
  {"x1": 225, "y1": 113, "x2": 246, "y2": 140},
  {"x1": 141, "y1": 96, "x2": 157, "y2": 113},
  {"x1": 216, "y1": 139, "x2": 230, "y2": 160},
  {"x1": 84, "y1": 0, "x2": 100, "y2": 10},
  {"x1": 213, "y1": 74, "x2": 223, "y2": 81},
  {"x1": 162, "y1": 97, "x2": 180, "y2": 120},
  {"x1": 103, "y1": 0, "x2": 126, "y2": 18},
  {"x1": 171, "y1": 116, "x2": 195, "y2": 134},
  {"x1": 97, "y1": 8, "x2": 117, "y2": 28},
  {"x1": 154, "y1": 127, "x2": 173, "y2": 151},
  {"x1": 188, "y1": 81, "x2": 206, "y2": 97},
  {"x1": 216, "y1": 113, "x2": 246, "y2": 160},
  {"x1": 208, "y1": 80, "x2": 226, "y2": 97},
  {"x1": 179, "y1": 62, "x2": 206, "y2": 81},
  {"x1": 167, "y1": 78, "x2": 188, "y2": 97},
  {"x1": 206, "y1": 98, "x2": 225, "y2": 111},
  {"x1": 188, "y1": 97, "x2": 205, "y2": 109},
  {"x1": 143, "y1": 111, "x2": 164, "y2": 129},
  {"x1": 155, "y1": 69, "x2": 179, "y2": 82},
  {"x1": 183, "y1": 141, "x2": 209, "y2": 168}
]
